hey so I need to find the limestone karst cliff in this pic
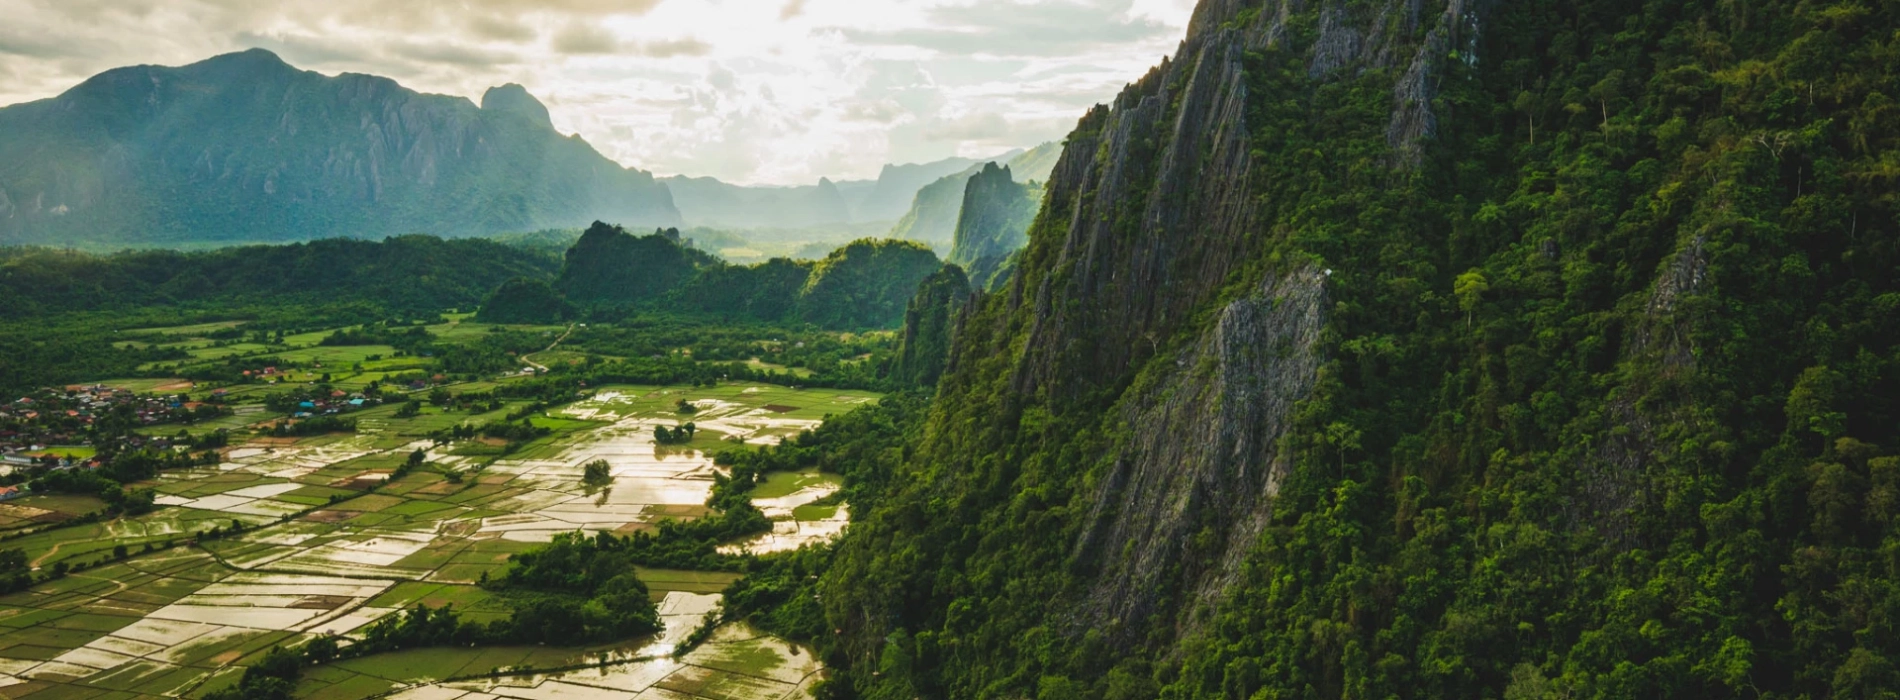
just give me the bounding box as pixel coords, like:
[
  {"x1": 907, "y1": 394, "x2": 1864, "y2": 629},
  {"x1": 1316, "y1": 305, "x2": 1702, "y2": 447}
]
[
  {"x1": 799, "y1": 0, "x2": 1900, "y2": 697},
  {"x1": 947, "y1": 163, "x2": 1038, "y2": 291}
]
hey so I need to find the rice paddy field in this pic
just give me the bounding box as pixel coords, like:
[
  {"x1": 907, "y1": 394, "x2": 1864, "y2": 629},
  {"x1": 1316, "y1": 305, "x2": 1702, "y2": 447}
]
[
  {"x1": 0, "y1": 381, "x2": 873, "y2": 699},
  {"x1": 117, "y1": 316, "x2": 558, "y2": 383}
]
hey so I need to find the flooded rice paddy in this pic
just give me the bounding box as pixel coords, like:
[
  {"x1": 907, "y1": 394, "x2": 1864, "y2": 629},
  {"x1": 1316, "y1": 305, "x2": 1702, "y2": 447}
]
[{"x1": 0, "y1": 383, "x2": 877, "y2": 698}]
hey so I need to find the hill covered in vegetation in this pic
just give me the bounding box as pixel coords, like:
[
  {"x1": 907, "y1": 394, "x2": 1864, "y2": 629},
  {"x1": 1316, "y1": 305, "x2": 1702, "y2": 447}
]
[
  {"x1": 475, "y1": 278, "x2": 572, "y2": 324},
  {"x1": 555, "y1": 223, "x2": 720, "y2": 307},
  {"x1": 0, "y1": 235, "x2": 557, "y2": 318},
  {"x1": 497, "y1": 221, "x2": 945, "y2": 331},
  {"x1": 0, "y1": 50, "x2": 680, "y2": 246},
  {"x1": 719, "y1": 0, "x2": 1900, "y2": 698}
]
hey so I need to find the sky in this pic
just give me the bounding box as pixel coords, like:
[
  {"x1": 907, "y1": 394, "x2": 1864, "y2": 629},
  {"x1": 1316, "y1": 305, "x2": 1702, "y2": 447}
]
[{"x1": 0, "y1": 0, "x2": 1198, "y2": 186}]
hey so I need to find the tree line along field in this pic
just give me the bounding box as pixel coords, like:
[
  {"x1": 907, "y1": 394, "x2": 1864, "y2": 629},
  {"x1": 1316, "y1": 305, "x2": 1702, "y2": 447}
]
[{"x1": 0, "y1": 306, "x2": 890, "y2": 699}]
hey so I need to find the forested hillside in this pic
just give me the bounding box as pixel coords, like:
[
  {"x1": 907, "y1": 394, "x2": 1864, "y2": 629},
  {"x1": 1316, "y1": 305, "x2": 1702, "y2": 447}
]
[
  {"x1": 0, "y1": 236, "x2": 556, "y2": 318},
  {"x1": 555, "y1": 224, "x2": 720, "y2": 306},
  {"x1": 502, "y1": 221, "x2": 946, "y2": 331},
  {"x1": 773, "y1": 0, "x2": 1900, "y2": 698}
]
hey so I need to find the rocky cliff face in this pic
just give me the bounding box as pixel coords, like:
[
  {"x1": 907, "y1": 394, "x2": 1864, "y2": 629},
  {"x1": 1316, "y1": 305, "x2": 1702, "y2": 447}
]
[
  {"x1": 824, "y1": 0, "x2": 1900, "y2": 696},
  {"x1": 827, "y1": 0, "x2": 1501, "y2": 679},
  {"x1": 1069, "y1": 267, "x2": 1325, "y2": 641},
  {"x1": 980, "y1": 0, "x2": 1484, "y2": 632},
  {"x1": 0, "y1": 49, "x2": 680, "y2": 245},
  {"x1": 946, "y1": 163, "x2": 1037, "y2": 291},
  {"x1": 889, "y1": 264, "x2": 972, "y2": 388}
]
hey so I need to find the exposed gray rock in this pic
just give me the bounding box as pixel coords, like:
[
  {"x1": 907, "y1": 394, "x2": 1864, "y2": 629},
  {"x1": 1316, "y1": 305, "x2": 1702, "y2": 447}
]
[
  {"x1": 1387, "y1": 0, "x2": 1488, "y2": 168},
  {"x1": 1573, "y1": 234, "x2": 1710, "y2": 544},
  {"x1": 1014, "y1": 30, "x2": 1261, "y2": 402},
  {"x1": 481, "y1": 83, "x2": 553, "y2": 129},
  {"x1": 949, "y1": 163, "x2": 1037, "y2": 291},
  {"x1": 1308, "y1": 2, "x2": 1366, "y2": 77},
  {"x1": 1070, "y1": 266, "x2": 1326, "y2": 642}
]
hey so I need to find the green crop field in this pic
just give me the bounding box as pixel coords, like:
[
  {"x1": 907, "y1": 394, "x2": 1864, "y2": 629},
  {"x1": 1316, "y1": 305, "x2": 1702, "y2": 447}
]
[
  {"x1": 119, "y1": 321, "x2": 249, "y2": 337},
  {"x1": 0, "y1": 371, "x2": 873, "y2": 698}
]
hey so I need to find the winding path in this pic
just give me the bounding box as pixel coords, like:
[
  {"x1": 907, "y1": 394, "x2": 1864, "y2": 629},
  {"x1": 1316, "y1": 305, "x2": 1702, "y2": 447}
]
[{"x1": 518, "y1": 324, "x2": 575, "y2": 374}]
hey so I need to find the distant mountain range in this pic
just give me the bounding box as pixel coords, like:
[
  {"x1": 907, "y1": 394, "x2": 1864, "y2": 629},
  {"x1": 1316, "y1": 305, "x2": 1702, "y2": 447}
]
[
  {"x1": 0, "y1": 49, "x2": 681, "y2": 245},
  {"x1": 662, "y1": 151, "x2": 1030, "y2": 230},
  {"x1": 0, "y1": 50, "x2": 1058, "y2": 248},
  {"x1": 663, "y1": 176, "x2": 857, "y2": 230},
  {"x1": 889, "y1": 143, "x2": 1059, "y2": 251}
]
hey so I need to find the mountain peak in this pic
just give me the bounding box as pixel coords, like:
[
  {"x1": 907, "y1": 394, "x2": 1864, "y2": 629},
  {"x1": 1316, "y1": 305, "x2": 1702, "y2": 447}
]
[
  {"x1": 481, "y1": 83, "x2": 551, "y2": 129},
  {"x1": 197, "y1": 48, "x2": 292, "y2": 74}
]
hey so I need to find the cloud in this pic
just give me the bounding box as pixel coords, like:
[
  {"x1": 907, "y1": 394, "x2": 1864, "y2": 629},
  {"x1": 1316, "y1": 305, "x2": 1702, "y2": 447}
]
[
  {"x1": 635, "y1": 38, "x2": 711, "y2": 58},
  {"x1": 842, "y1": 99, "x2": 906, "y2": 123},
  {"x1": 843, "y1": 0, "x2": 1170, "y2": 57},
  {"x1": 923, "y1": 111, "x2": 1011, "y2": 141},
  {"x1": 466, "y1": 0, "x2": 663, "y2": 13},
  {"x1": 233, "y1": 31, "x2": 371, "y2": 67},
  {"x1": 0, "y1": 30, "x2": 80, "y2": 59},
  {"x1": 0, "y1": 0, "x2": 1198, "y2": 185},
  {"x1": 392, "y1": 41, "x2": 517, "y2": 67},
  {"x1": 467, "y1": 15, "x2": 537, "y2": 43},
  {"x1": 551, "y1": 23, "x2": 619, "y2": 54}
]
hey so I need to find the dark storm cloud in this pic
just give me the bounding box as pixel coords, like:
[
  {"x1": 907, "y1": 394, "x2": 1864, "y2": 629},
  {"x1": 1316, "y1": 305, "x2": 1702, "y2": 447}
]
[{"x1": 842, "y1": 0, "x2": 1168, "y2": 57}]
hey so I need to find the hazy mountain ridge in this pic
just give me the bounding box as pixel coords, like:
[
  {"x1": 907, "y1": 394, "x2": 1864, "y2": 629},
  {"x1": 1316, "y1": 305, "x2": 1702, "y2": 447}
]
[
  {"x1": 0, "y1": 49, "x2": 680, "y2": 245},
  {"x1": 888, "y1": 142, "x2": 1058, "y2": 250},
  {"x1": 663, "y1": 151, "x2": 1036, "y2": 231},
  {"x1": 662, "y1": 175, "x2": 856, "y2": 229},
  {"x1": 852, "y1": 154, "x2": 1001, "y2": 222}
]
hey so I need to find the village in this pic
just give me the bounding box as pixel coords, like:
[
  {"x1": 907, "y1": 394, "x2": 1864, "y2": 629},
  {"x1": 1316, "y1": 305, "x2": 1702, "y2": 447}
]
[{"x1": 0, "y1": 384, "x2": 230, "y2": 467}]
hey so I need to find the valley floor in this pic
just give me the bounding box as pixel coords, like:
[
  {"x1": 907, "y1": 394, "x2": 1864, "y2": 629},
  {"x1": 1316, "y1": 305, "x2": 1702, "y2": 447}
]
[{"x1": 0, "y1": 383, "x2": 868, "y2": 699}]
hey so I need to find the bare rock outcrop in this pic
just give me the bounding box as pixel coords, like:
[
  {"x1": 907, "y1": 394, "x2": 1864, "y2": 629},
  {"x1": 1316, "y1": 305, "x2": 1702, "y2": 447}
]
[{"x1": 1069, "y1": 267, "x2": 1326, "y2": 641}]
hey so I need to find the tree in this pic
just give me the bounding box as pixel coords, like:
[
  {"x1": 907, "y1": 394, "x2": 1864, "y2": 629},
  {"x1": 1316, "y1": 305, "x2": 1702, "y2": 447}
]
[
  {"x1": 1323, "y1": 422, "x2": 1362, "y2": 472},
  {"x1": 303, "y1": 635, "x2": 339, "y2": 664},
  {"x1": 403, "y1": 448, "x2": 427, "y2": 475},
  {"x1": 1588, "y1": 70, "x2": 1624, "y2": 140},
  {"x1": 1454, "y1": 269, "x2": 1489, "y2": 329},
  {"x1": 582, "y1": 459, "x2": 613, "y2": 487}
]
